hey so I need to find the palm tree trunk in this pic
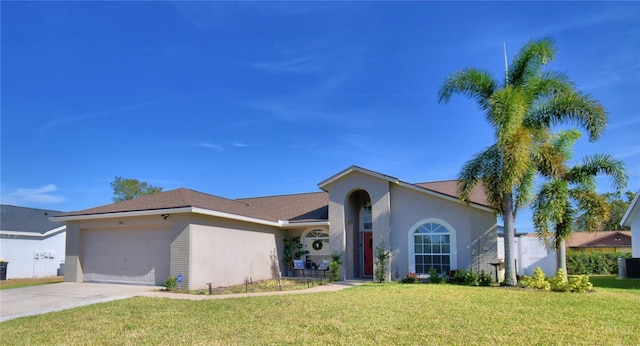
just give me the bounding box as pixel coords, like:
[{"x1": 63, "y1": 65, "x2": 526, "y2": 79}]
[
  {"x1": 556, "y1": 238, "x2": 567, "y2": 280},
  {"x1": 502, "y1": 193, "x2": 518, "y2": 286}
]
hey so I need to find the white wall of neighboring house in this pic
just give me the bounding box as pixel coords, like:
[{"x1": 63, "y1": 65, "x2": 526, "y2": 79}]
[
  {"x1": 621, "y1": 191, "x2": 640, "y2": 258},
  {"x1": 498, "y1": 235, "x2": 557, "y2": 277},
  {"x1": 0, "y1": 227, "x2": 66, "y2": 279}
]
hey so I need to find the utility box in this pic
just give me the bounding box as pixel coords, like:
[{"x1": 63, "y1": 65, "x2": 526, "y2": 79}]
[{"x1": 625, "y1": 258, "x2": 640, "y2": 279}]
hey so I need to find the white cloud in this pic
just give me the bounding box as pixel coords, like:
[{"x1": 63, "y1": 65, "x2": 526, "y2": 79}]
[
  {"x1": 200, "y1": 142, "x2": 224, "y2": 151},
  {"x1": 232, "y1": 142, "x2": 250, "y2": 148},
  {"x1": 2, "y1": 184, "x2": 66, "y2": 205}
]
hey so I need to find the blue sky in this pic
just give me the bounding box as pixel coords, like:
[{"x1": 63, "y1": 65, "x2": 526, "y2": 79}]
[{"x1": 2, "y1": 2, "x2": 639, "y2": 233}]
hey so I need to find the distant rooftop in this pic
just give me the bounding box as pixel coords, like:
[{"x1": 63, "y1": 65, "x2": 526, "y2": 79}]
[{"x1": 0, "y1": 205, "x2": 65, "y2": 234}]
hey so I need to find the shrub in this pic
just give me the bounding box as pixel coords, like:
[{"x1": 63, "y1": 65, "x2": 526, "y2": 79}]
[
  {"x1": 374, "y1": 238, "x2": 391, "y2": 283},
  {"x1": 429, "y1": 267, "x2": 444, "y2": 284},
  {"x1": 568, "y1": 275, "x2": 593, "y2": 293},
  {"x1": 450, "y1": 269, "x2": 478, "y2": 286},
  {"x1": 328, "y1": 251, "x2": 343, "y2": 281},
  {"x1": 478, "y1": 269, "x2": 493, "y2": 286},
  {"x1": 401, "y1": 272, "x2": 418, "y2": 284},
  {"x1": 164, "y1": 276, "x2": 177, "y2": 291},
  {"x1": 521, "y1": 267, "x2": 550, "y2": 291},
  {"x1": 567, "y1": 251, "x2": 631, "y2": 275},
  {"x1": 549, "y1": 269, "x2": 570, "y2": 292}
]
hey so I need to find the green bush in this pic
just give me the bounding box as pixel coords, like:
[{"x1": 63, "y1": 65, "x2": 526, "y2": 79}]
[
  {"x1": 328, "y1": 251, "x2": 343, "y2": 281},
  {"x1": 549, "y1": 269, "x2": 570, "y2": 292},
  {"x1": 164, "y1": 276, "x2": 177, "y2": 291},
  {"x1": 568, "y1": 275, "x2": 593, "y2": 293},
  {"x1": 478, "y1": 269, "x2": 493, "y2": 286},
  {"x1": 429, "y1": 267, "x2": 444, "y2": 284},
  {"x1": 374, "y1": 238, "x2": 391, "y2": 283},
  {"x1": 450, "y1": 269, "x2": 478, "y2": 286},
  {"x1": 521, "y1": 267, "x2": 550, "y2": 291},
  {"x1": 567, "y1": 251, "x2": 631, "y2": 275}
]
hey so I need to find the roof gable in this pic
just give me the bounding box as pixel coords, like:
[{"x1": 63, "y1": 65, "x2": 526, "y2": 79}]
[
  {"x1": 621, "y1": 189, "x2": 640, "y2": 227},
  {"x1": 566, "y1": 231, "x2": 632, "y2": 248},
  {"x1": 318, "y1": 166, "x2": 491, "y2": 209}
]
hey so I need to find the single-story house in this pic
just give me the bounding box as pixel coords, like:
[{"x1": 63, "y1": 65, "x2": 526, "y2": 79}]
[
  {"x1": 52, "y1": 166, "x2": 498, "y2": 289},
  {"x1": 621, "y1": 190, "x2": 640, "y2": 258},
  {"x1": 566, "y1": 231, "x2": 632, "y2": 253},
  {"x1": 0, "y1": 205, "x2": 66, "y2": 279}
]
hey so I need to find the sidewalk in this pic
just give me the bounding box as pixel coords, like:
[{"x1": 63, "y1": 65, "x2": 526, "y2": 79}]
[{"x1": 135, "y1": 280, "x2": 366, "y2": 301}]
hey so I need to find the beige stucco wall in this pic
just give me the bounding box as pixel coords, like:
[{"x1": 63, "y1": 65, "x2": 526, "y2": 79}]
[
  {"x1": 64, "y1": 215, "x2": 172, "y2": 284},
  {"x1": 327, "y1": 170, "x2": 392, "y2": 280},
  {"x1": 324, "y1": 171, "x2": 497, "y2": 281},
  {"x1": 390, "y1": 184, "x2": 496, "y2": 278},
  {"x1": 188, "y1": 215, "x2": 283, "y2": 290}
]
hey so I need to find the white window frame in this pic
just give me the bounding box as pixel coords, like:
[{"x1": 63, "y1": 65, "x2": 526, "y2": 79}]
[{"x1": 407, "y1": 218, "x2": 457, "y2": 278}]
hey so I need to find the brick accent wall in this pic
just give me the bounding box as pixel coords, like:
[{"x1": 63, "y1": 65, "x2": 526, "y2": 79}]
[
  {"x1": 64, "y1": 222, "x2": 82, "y2": 282},
  {"x1": 170, "y1": 213, "x2": 191, "y2": 290}
]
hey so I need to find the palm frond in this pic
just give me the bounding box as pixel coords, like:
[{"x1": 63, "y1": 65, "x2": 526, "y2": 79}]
[
  {"x1": 507, "y1": 37, "x2": 556, "y2": 87},
  {"x1": 458, "y1": 145, "x2": 504, "y2": 212},
  {"x1": 438, "y1": 68, "x2": 499, "y2": 111},
  {"x1": 531, "y1": 90, "x2": 607, "y2": 141},
  {"x1": 567, "y1": 154, "x2": 628, "y2": 191}
]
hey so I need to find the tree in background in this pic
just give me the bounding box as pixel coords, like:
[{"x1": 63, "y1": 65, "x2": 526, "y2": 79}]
[
  {"x1": 532, "y1": 130, "x2": 627, "y2": 276},
  {"x1": 575, "y1": 191, "x2": 636, "y2": 231},
  {"x1": 439, "y1": 37, "x2": 607, "y2": 286},
  {"x1": 110, "y1": 177, "x2": 163, "y2": 202}
]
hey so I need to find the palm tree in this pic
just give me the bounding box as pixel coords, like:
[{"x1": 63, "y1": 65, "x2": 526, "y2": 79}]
[
  {"x1": 438, "y1": 38, "x2": 606, "y2": 285},
  {"x1": 533, "y1": 130, "x2": 628, "y2": 276}
]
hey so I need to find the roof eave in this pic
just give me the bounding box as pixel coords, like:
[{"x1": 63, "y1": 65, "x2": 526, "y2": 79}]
[
  {"x1": 318, "y1": 165, "x2": 399, "y2": 191},
  {"x1": 50, "y1": 207, "x2": 328, "y2": 229},
  {"x1": 395, "y1": 180, "x2": 494, "y2": 213},
  {"x1": 620, "y1": 189, "x2": 640, "y2": 227}
]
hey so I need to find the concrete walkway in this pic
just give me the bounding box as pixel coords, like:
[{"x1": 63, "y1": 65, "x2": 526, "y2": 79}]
[{"x1": 0, "y1": 281, "x2": 364, "y2": 322}]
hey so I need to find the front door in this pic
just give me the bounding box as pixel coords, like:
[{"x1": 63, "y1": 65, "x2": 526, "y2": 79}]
[{"x1": 363, "y1": 231, "x2": 373, "y2": 276}]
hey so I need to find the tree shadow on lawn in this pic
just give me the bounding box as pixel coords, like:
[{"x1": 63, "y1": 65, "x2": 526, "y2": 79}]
[{"x1": 589, "y1": 275, "x2": 640, "y2": 290}]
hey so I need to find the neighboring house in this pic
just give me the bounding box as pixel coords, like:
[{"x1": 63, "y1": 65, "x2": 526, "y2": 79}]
[
  {"x1": 52, "y1": 166, "x2": 498, "y2": 289},
  {"x1": 0, "y1": 205, "x2": 66, "y2": 279},
  {"x1": 566, "y1": 231, "x2": 632, "y2": 253},
  {"x1": 621, "y1": 190, "x2": 640, "y2": 258}
]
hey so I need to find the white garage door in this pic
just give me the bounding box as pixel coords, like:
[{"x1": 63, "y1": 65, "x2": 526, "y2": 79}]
[{"x1": 82, "y1": 227, "x2": 171, "y2": 286}]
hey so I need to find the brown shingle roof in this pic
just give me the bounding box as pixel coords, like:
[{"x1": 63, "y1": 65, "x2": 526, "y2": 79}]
[
  {"x1": 59, "y1": 188, "x2": 328, "y2": 223},
  {"x1": 413, "y1": 180, "x2": 490, "y2": 208},
  {"x1": 566, "y1": 231, "x2": 632, "y2": 248}
]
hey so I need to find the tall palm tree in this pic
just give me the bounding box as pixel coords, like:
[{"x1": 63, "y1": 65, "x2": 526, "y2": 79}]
[
  {"x1": 438, "y1": 38, "x2": 606, "y2": 285},
  {"x1": 533, "y1": 130, "x2": 628, "y2": 276}
]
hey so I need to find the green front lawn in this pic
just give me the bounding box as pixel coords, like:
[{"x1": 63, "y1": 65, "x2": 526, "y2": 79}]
[
  {"x1": 2, "y1": 280, "x2": 639, "y2": 345},
  {"x1": 0, "y1": 276, "x2": 64, "y2": 290}
]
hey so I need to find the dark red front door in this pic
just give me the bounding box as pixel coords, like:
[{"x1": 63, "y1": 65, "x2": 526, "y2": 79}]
[{"x1": 363, "y1": 231, "x2": 373, "y2": 276}]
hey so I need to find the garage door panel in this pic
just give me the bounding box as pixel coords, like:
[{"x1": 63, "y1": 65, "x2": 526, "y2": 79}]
[{"x1": 82, "y1": 228, "x2": 171, "y2": 286}]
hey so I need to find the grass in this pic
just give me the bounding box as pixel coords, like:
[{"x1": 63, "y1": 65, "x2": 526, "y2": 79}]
[
  {"x1": 2, "y1": 277, "x2": 639, "y2": 345},
  {"x1": 588, "y1": 275, "x2": 640, "y2": 290},
  {"x1": 0, "y1": 276, "x2": 63, "y2": 290}
]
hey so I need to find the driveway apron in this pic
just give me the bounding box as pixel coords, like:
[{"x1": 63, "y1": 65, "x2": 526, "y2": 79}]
[{"x1": 0, "y1": 282, "x2": 158, "y2": 322}]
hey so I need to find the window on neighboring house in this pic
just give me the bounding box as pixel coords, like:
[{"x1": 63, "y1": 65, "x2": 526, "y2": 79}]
[{"x1": 413, "y1": 222, "x2": 451, "y2": 275}]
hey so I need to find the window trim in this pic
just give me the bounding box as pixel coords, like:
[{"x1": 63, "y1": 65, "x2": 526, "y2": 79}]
[{"x1": 407, "y1": 218, "x2": 457, "y2": 277}]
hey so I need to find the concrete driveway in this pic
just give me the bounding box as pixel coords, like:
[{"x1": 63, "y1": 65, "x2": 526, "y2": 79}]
[{"x1": 0, "y1": 282, "x2": 159, "y2": 322}]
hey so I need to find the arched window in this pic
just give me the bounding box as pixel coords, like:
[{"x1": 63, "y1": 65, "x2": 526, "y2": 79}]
[
  {"x1": 304, "y1": 229, "x2": 330, "y2": 255},
  {"x1": 410, "y1": 221, "x2": 456, "y2": 275}
]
